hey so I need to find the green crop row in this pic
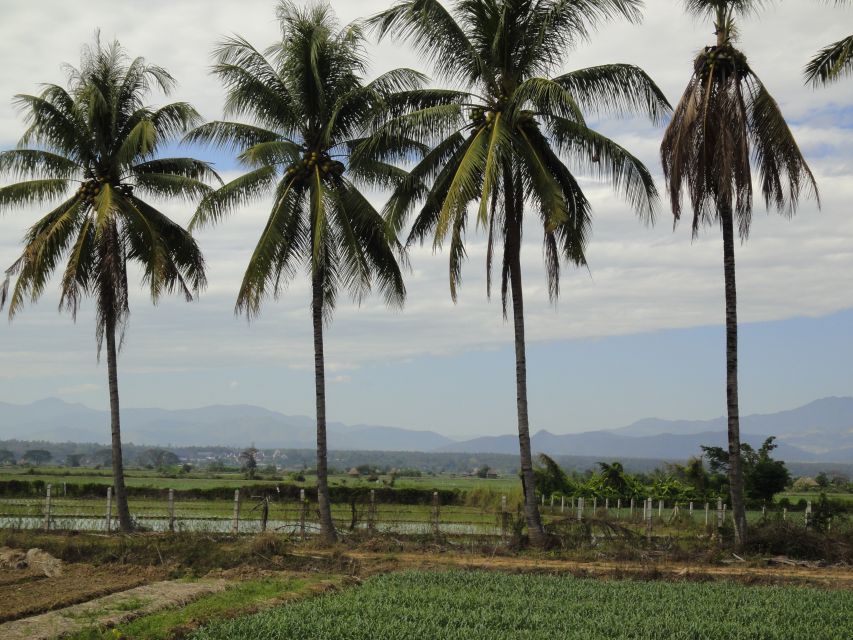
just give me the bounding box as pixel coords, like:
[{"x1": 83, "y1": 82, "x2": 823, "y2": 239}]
[{"x1": 190, "y1": 571, "x2": 853, "y2": 640}]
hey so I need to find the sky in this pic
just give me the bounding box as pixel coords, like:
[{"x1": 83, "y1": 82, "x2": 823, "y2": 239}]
[{"x1": 0, "y1": 0, "x2": 851, "y2": 439}]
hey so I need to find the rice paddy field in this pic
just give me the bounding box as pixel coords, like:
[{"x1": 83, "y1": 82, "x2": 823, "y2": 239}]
[{"x1": 190, "y1": 571, "x2": 853, "y2": 640}]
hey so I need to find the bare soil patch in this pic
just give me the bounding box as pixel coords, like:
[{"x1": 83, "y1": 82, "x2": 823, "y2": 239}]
[
  {"x1": 0, "y1": 563, "x2": 166, "y2": 623},
  {"x1": 0, "y1": 578, "x2": 227, "y2": 640}
]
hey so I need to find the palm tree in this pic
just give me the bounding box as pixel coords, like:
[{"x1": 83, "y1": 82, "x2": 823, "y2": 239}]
[
  {"x1": 661, "y1": 0, "x2": 818, "y2": 548},
  {"x1": 0, "y1": 38, "x2": 213, "y2": 532},
  {"x1": 805, "y1": 1, "x2": 853, "y2": 86},
  {"x1": 187, "y1": 2, "x2": 413, "y2": 544},
  {"x1": 369, "y1": 0, "x2": 669, "y2": 546}
]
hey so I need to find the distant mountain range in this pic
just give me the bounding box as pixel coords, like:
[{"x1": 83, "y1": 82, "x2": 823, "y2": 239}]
[{"x1": 1, "y1": 396, "x2": 852, "y2": 462}]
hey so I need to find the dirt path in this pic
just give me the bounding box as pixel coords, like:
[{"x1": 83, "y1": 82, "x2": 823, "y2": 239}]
[
  {"x1": 332, "y1": 550, "x2": 853, "y2": 589},
  {"x1": 0, "y1": 578, "x2": 228, "y2": 640}
]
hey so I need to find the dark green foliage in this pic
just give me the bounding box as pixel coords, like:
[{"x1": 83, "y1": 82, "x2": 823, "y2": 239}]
[
  {"x1": 22, "y1": 449, "x2": 52, "y2": 465},
  {"x1": 702, "y1": 437, "x2": 790, "y2": 503}
]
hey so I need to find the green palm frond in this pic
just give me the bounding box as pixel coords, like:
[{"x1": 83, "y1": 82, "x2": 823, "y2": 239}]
[
  {"x1": 191, "y1": 166, "x2": 278, "y2": 230},
  {"x1": 805, "y1": 34, "x2": 853, "y2": 87},
  {"x1": 133, "y1": 173, "x2": 214, "y2": 202},
  {"x1": 0, "y1": 179, "x2": 70, "y2": 210},
  {"x1": 0, "y1": 150, "x2": 80, "y2": 180},
  {"x1": 548, "y1": 115, "x2": 658, "y2": 222},
  {"x1": 368, "y1": 0, "x2": 485, "y2": 85},
  {"x1": 183, "y1": 121, "x2": 283, "y2": 151},
  {"x1": 131, "y1": 158, "x2": 221, "y2": 184},
  {"x1": 554, "y1": 64, "x2": 672, "y2": 125}
]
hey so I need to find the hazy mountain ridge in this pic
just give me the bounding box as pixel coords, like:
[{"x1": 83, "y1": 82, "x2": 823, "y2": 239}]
[{"x1": 1, "y1": 396, "x2": 851, "y2": 462}]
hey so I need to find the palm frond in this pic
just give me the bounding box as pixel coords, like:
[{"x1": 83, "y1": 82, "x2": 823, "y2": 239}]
[
  {"x1": 0, "y1": 150, "x2": 80, "y2": 180},
  {"x1": 554, "y1": 64, "x2": 672, "y2": 125},
  {"x1": 0, "y1": 179, "x2": 70, "y2": 211},
  {"x1": 805, "y1": 34, "x2": 853, "y2": 87},
  {"x1": 191, "y1": 166, "x2": 278, "y2": 229}
]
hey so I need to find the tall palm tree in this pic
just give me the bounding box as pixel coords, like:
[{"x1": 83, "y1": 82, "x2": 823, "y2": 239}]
[
  {"x1": 661, "y1": 0, "x2": 818, "y2": 548},
  {"x1": 805, "y1": 1, "x2": 853, "y2": 86},
  {"x1": 0, "y1": 38, "x2": 213, "y2": 532},
  {"x1": 369, "y1": 0, "x2": 669, "y2": 546},
  {"x1": 187, "y1": 1, "x2": 415, "y2": 543}
]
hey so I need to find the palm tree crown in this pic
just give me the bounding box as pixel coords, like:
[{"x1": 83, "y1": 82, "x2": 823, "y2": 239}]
[
  {"x1": 663, "y1": 0, "x2": 819, "y2": 237},
  {"x1": 369, "y1": 0, "x2": 670, "y2": 545},
  {"x1": 188, "y1": 2, "x2": 418, "y2": 315},
  {"x1": 1, "y1": 38, "x2": 213, "y2": 339}
]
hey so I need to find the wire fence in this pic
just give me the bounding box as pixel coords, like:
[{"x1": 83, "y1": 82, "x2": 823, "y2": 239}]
[{"x1": 0, "y1": 484, "x2": 838, "y2": 539}]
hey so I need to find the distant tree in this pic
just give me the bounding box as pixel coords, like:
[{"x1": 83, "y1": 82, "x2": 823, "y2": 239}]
[
  {"x1": 597, "y1": 462, "x2": 633, "y2": 497},
  {"x1": 815, "y1": 472, "x2": 830, "y2": 489},
  {"x1": 533, "y1": 454, "x2": 573, "y2": 497},
  {"x1": 239, "y1": 447, "x2": 258, "y2": 480},
  {"x1": 671, "y1": 456, "x2": 712, "y2": 500},
  {"x1": 702, "y1": 437, "x2": 790, "y2": 503},
  {"x1": 65, "y1": 453, "x2": 84, "y2": 468},
  {"x1": 139, "y1": 448, "x2": 180, "y2": 470},
  {"x1": 23, "y1": 450, "x2": 52, "y2": 466},
  {"x1": 476, "y1": 465, "x2": 491, "y2": 479},
  {"x1": 91, "y1": 448, "x2": 114, "y2": 467},
  {"x1": 0, "y1": 449, "x2": 16, "y2": 466}
]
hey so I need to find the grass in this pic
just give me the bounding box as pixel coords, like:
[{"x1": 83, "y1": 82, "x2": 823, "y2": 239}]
[
  {"x1": 190, "y1": 570, "x2": 853, "y2": 640},
  {"x1": 64, "y1": 576, "x2": 334, "y2": 640}
]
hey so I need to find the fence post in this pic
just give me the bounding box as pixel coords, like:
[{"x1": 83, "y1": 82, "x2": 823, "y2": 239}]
[
  {"x1": 593, "y1": 497, "x2": 597, "y2": 513},
  {"x1": 704, "y1": 502, "x2": 709, "y2": 526},
  {"x1": 501, "y1": 495, "x2": 508, "y2": 539},
  {"x1": 231, "y1": 489, "x2": 240, "y2": 535},
  {"x1": 577, "y1": 497, "x2": 583, "y2": 521},
  {"x1": 368, "y1": 489, "x2": 376, "y2": 534},
  {"x1": 260, "y1": 497, "x2": 269, "y2": 533},
  {"x1": 168, "y1": 489, "x2": 175, "y2": 533},
  {"x1": 104, "y1": 486, "x2": 112, "y2": 533},
  {"x1": 658, "y1": 499, "x2": 663, "y2": 518},
  {"x1": 716, "y1": 498, "x2": 723, "y2": 528},
  {"x1": 616, "y1": 498, "x2": 621, "y2": 520},
  {"x1": 432, "y1": 491, "x2": 440, "y2": 535},
  {"x1": 761, "y1": 504, "x2": 766, "y2": 518},
  {"x1": 299, "y1": 489, "x2": 306, "y2": 540},
  {"x1": 645, "y1": 498, "x2": 652, "y2": 538},
  {"x1": 604, "y1": 498, "x2": 609, "y2": 515},
  {"x1": 43, "y1": 484, "x2": 52, "y2": 531},
  {"x1": 783, "y1": 507, "x2": 787, "y2": 521},
  {"x1": 689, "y1": 502, "x2": 693, "y2": 520},
  {"x1": 560, "y1": 495, "x2": 565, "y2": 514},
  {"x1": 805, "y1": 501, "x2": 812, "y2": 528},
  {"x1": 550, "y1": 494, "x2": 554, "y2": 510},
  {"x1": 630, "y1": 498, "x2": 635, "y2": 519}
]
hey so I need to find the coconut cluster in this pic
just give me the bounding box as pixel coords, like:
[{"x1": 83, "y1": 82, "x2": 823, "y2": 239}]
[
  {"x1": 695, "y1": 45, "x2": 748, "y2": 81},
  {"x1": 77, "y1": 176, "x2": 133, "y2": 204},
  {"x1": 285, "y1": 150, "x2": 345, "y2": 181}
]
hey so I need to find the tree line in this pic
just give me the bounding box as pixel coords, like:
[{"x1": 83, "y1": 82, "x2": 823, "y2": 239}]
[{"x1": 1, "y1": 0, "x2": 850, "y2": 547}]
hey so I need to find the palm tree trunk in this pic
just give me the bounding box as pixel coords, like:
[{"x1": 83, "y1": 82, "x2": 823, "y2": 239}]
[
  {"x1": 105, "y1": 316, "x2": 132, "y2": 532},
  {"x1": 312, "y1": 270, "x2": 337, "y2": 544},
  {"x1": 505, "y1": 167, "x2": 546, "y2": 547},
  {"x1": 721, "y1": 206, "x2": 747, "y2": 549}
]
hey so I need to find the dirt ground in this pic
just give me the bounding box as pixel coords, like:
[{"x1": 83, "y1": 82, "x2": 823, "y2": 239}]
[{"x1": 0, "y1": 563, "x2": 166, "y2": 623}]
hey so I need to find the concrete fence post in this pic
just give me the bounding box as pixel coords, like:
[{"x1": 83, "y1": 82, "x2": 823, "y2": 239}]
[
  {"x1": 616, "y1": 499, "x2": 621, "y2": 520},
  {"x1": 432, "y1": 491, "x2": 440, "y2": 535},
  {"x1": 368, "y1": 489, "x2": 376, "y2": 534},
  {"x1": 168, "y1": 488, "x2": 175, "y2": 533},
  {"x1": 605, "y1": 498, "x2": 609, "y2": 514},
  {"x1": 105, "y1": 486, "x2": 112, "y2": 533},
  {"x1": 704, "y1": 502, "x2": 709, "y2": 527},
  {"x1": 299, "y1": 489, "x2": 306, "y2": 540},
  {"x1": 716, "y1": 498, "x2": 723, "y2": 528},
  {"x1": 231, "y1": 489, "x2": 240, "y2": 535},
  {"x1": 43, "y1": 484, "x2": 52, "y2": 531},
  {"x1": 805, "y1": 501, "x2": 812, "y2": 527},
  {"x1": 501, "y1": 495, "x2": 508, "y2": 539},
  {"x1": 577, "y1": 497, "x2": 583, "y2": 521},
  {"x1": 593, "y1": 497, "x2": 597, "y2": 513},
  {"x1": 658, "y1": 499, "x2": 663, "y2": 518},
  {"x1": 560, "y1": 495, "x2": 565, "y2": 514},
  {"x1": 630, "y1": 498, "x2": 635, "y2": 519}
]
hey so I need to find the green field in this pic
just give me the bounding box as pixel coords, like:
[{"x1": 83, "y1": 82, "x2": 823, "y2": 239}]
[{"x1": 190, "y1": 571, "x2": 853, "y2": 640}]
